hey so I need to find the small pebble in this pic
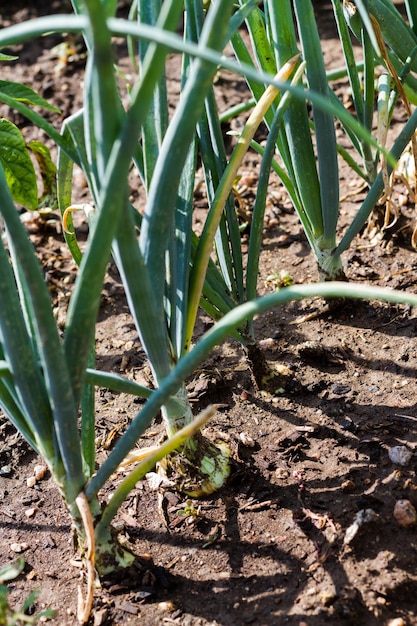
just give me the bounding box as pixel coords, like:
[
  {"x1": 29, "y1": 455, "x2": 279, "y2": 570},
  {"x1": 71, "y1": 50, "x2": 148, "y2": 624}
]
[
  {"x1": 25, "y1": 507, "x2": 37, "y2": 518},
  {"x1": 26, "y1": 476, "x2": 37, "y2": 488},
  {"x1": 259, "y1": 338, "x2": 275, "y2": 349},
  {"x1": 389, "y1": 446, "x2": 413, "y2": 467},
  {"x1": 239, "y1": 432, "x2": 255, "y2": 448},
  {"x1": 0, "y1": 465, "x2": 12, "y2": 477},
  {"x1": 158, "y1": 601, "x2": 176, "y2": 612},
  {"x1": 341, "y1": 418, "x2": 356, "y2": 432},
  {"x1": 388, "y1": 619, "x2": 406, "y2": 626},
  {"x1": 277, "y1": 234, "x2": 291, "y2": 246},
  {"x1": 297, "y1": 341, "x2": 326, "y2": 360},
  {"x1": 171, "y1": 609, "x2": 183, "y2": 620},
  {"x1": 393, "y1": 499, "x2": 417, "y2": 527},
  {"x1": 34, "y1": 465, "x2": 47, "y2": 481},
  {"x1": 10, "y1": 542, "x2": 28, "y2": 553}
]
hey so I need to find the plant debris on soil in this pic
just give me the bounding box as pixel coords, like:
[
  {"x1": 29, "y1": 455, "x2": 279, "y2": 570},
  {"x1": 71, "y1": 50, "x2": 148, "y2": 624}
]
[{"x1": 1, "y1": 2, "x2": 417, "y2": 625}]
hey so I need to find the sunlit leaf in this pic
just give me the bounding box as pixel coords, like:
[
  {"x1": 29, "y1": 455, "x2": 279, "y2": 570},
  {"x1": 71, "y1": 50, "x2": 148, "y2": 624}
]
[
  {"x1": 0, "y1": 79, "x2": 60, "y2": 112},
  {"x1": 0, "y1": 119, "x2": 38, "y2": 210}
]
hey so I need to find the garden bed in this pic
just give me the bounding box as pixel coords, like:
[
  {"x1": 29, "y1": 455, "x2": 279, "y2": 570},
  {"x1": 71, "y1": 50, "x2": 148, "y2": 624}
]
[{"x1": 1, "y1": 2, "x2": 417, "y2": 625}]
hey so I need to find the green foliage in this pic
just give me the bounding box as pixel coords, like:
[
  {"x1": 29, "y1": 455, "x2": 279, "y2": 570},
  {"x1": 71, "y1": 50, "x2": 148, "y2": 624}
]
[
  {"x1": 230, "y1": 0, "x2": 417, "y2": 279},
  {"x1": 0, "y1": 559, "x2": 55, "y2": 624},
  {"x1": 265, "y1": 270, "x2": 293, "y2": 291},
  {"x1": 0, "y1": 586, "x2": 55, "y2": 625},
  {"x1": 0, "y1": 80, "x2": 58, "y2": 210},
  {"x1": 0, "y1": 2, "x2": 417, "y2": 618},
  {"x1": 0, "y1": 53, "x2": 18, "y2": 62},
  {"x1": 0, "y1": 119, "x2": 38, "y2": 210},
  {"x1": 0, "y1": 0, "x2": 241, "y2": 585},
  {"x1": 0, "y1": 80, "x2": 60, "y2": 112}
]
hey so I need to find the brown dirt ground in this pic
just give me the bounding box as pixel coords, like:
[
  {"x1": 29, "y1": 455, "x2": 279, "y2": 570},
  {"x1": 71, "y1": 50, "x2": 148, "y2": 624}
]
[{"x1": 2, "y1": 2, "x2": 417, "y2": 625}]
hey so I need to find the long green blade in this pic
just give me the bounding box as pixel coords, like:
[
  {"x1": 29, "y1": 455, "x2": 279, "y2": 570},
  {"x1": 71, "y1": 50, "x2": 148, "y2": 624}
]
[
  {"x1": 267, "y1": 0, "x2": 323, "y2": 238},
  {"x1": 0, "y1": 237, "x2": 51, "y2": 455},
  {"x1": 0, "y1": 167, "x2": 84, "y2": 498},
  {"x1": 64, "y1": 1, "x2": 182, "y2": 404},
  {"x1": 138, "y1": 0, "x2": 169, "y2": 188},
  {"x1": 138, "y1": 0, "x2": 234, "y2": 312},
  {"x1": 294, "y1": 0, "x2": 339, "y2": 246}
]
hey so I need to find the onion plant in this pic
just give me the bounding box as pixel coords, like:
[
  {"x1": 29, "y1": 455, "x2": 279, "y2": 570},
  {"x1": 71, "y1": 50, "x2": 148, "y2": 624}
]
[
  {"x1": 336, "y1": 0, "x2": 417, "y2": 243},
  {"x1": 57, "y1": 0, "x2": 305, "y2": 479},
  {"x1": 225, "y1": 0, "x2": 417, "y2": 281},
  {"x1": 2, "y1": 1, "x2": 417, "y2": 621},
  {"x1": 173, "y1": 0, "x2": 417, "y2": 369}
]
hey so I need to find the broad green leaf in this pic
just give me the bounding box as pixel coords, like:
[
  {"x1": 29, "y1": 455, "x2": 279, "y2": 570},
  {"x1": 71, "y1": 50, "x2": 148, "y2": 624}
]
[
  {"x1": 28, "y1": 140, "x2": 57, "y2": 210},
  {"x1": 0, "y1": 79, "x2": 60, "y2": 112},
  {"x1": 0, "y1": 119, "x2": 38, "y2": 210}
]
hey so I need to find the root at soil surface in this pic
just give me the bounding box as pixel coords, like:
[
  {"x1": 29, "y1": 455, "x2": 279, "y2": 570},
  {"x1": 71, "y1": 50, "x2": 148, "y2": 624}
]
[{"x1": 158, "y1": 432, "x2": 231, "y2": 498}]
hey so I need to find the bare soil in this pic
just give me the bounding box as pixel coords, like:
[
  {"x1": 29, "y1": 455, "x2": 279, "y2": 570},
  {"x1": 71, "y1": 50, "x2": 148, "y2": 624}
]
[{"x1": 1, "y1": 2, "x2": 417, "y2": 625}]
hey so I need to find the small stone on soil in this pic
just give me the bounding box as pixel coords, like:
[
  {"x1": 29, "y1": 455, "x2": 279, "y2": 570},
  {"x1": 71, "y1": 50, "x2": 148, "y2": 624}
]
[
  {"x1": 239, "y1": 432, "x2": 255, "y2": 447},
  {"x1": 389, "y1": 445, "x2": 413, "y2": 466},
  {"x1": 158, "y1": 601, "x2": 176, "y2": 611},
  {"x1": 10, "y1": 542, "x2": 28, "y2": 553},
  {"x1": 33, "y1": 464, "x2": 48, "y2": 481},
  {"x1": 393, "y1": 499, "x2": 417, "y2": 527},
  {"x1": 114, "y1": 600, "x2": 138, "y2": 615}
]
